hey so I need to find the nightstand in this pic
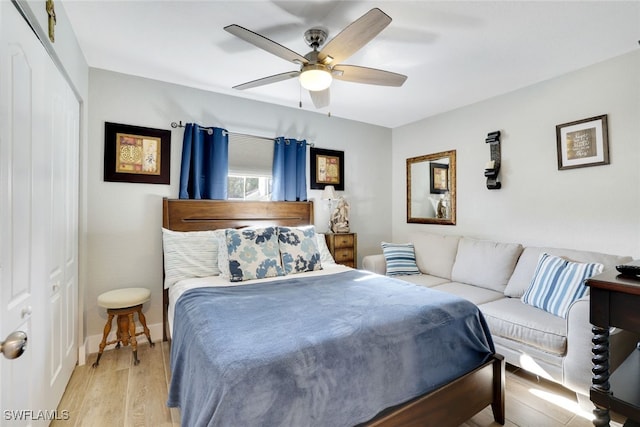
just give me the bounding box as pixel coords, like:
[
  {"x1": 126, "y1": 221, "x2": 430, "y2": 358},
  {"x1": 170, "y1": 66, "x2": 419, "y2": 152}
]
[
  {"x1": 325, "y1": 233, "x2": 357, "y2": 268},
  {"x1": 587, "y1": 269, "x2": 640, "y2": 426}
]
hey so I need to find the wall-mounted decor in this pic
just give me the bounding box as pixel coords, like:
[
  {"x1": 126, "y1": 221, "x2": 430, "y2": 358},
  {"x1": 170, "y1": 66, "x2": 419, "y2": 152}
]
[
  {"x1": 310, "y1": 147, "x2": 344, "y2": 191},
  {"x1": 104, "y1": 122, "x2": 171, "y2": 184},
  {"x1": 46, "y1": 0, "x2": 56, "y2": 42},
  {"x1": 485, "y1": 130, "x2": 501, "y2": 190},
  {"x1": 429, "y1": 163, "x2": 449, "y2": 194},
  {"x1": 407, "y1": 150, "x2": 456, "y2": 225},
  {"x1": 556, "y1": 114, "x2": 609, "y2": 170}
]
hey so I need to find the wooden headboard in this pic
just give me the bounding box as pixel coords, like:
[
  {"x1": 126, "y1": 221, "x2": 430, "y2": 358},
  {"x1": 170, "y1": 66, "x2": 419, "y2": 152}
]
[{"x1": 161, "y1": 198, "x2": 315, "y2": 340}]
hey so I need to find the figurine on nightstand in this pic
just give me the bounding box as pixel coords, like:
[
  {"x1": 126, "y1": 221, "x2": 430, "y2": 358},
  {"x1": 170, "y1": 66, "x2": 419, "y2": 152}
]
[{"x1": 331, "y1": 196, "x2": 350, "y2": 233}]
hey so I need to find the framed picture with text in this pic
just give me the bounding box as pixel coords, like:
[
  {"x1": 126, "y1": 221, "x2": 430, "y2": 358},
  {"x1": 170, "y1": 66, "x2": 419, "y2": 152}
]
[
  {"x1": 104, "y1": 122, "x2": 171, "y2": 184},
  {"x1": 310, "y1": 147, "x2": 344, "y2": 191},
  {"x1": 556, "y1": 115, "x2": 609, "y2": 170}
]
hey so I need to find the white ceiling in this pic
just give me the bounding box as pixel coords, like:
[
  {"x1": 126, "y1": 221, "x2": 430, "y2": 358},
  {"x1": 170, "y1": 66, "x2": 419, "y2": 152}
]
[{"x1": 63, "y1": 1, "x2": 640, "y2": 128}]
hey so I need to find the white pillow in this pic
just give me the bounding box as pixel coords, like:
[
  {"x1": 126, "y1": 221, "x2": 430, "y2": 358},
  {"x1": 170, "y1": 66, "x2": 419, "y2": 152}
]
[
  {"x1": 215, "y1": 229, "x2": 231, "y2": 280},
  {"x1": 315, "y1": 233, "x2": 336, "y2": 265},
  {"x1": 162, "y1": 228, "x2": 220, "y2": 288}
]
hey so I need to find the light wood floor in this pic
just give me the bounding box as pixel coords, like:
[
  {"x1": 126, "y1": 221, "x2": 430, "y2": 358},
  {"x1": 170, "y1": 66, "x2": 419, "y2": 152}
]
[{"x1": 53, "y1": 341, "x2": 625, "y2": 427}]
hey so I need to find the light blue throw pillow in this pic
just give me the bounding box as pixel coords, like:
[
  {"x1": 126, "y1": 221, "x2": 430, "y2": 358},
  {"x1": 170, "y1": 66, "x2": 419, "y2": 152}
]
[
  {"x1": 277, "y1": 226, "x2": 322, "y2": 275},
  {"x1": 226, "y1": 227, "x2": 284, "y2": 282},
  {"x1": 381, "y1": 242, "x2": 421, "y2": 276},
  {"x1": 521, "y1": 253, "x2": 603, "y2": 318}
]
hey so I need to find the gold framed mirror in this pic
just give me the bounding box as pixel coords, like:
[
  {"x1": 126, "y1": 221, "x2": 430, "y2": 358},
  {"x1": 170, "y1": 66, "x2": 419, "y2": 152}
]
[{"x1": 406, "y1": 150, "x2": 456, "y2": 225}]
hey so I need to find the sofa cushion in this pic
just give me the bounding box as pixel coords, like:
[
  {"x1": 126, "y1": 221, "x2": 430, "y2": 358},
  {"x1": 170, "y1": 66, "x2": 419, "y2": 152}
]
[
  {"x1": 521, "y1": 253, "x2": 603, "y2": 318},
  {"x1": 412, "y1": 232, "x2": 461, "y2": 279},
  {"x1": 451, "y1": 237, "x2": 523, "y2": 292},
  {"x1": 480, "y1": 298, "x2": 567, "y2": 355},
  {"x1": 396, "y1": 274, "x2": 450, "y2": 288},
  {"x1": 504, "y1": 246, "x2": 632, "y2": 297},
  {"x1": 362, "y1": 254, "x2": 386, "y2": 275},
  {"x1": 431, "y1": 282, "x2": 505, "y2": 306},
  {"x1": 381, "y1": 242, "x2": 421, "y2": 276}
]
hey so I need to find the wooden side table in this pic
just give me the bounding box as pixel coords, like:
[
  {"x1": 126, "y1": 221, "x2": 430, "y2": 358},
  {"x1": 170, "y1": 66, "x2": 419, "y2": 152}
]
[
  {"x1": 587, "y1": 269, "x2": 640, "y2": 427},
  {"x1": 325, "y1": 232, "x2": 357, "y2": 268}
]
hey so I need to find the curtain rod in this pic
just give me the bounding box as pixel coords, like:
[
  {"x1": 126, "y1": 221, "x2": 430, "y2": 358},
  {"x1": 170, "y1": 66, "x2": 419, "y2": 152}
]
[
  {"x1": 171, "y1": 121, "x2": 214, "y2": 135},
  {"x1": 170, "y1": 121, "x2": 314, "y2": 146}
]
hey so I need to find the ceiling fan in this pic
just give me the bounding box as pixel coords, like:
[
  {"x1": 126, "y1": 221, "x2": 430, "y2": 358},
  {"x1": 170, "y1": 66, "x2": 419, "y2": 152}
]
[{"x1": 224, "y1": 8, "x2": 407, "y2": 109}]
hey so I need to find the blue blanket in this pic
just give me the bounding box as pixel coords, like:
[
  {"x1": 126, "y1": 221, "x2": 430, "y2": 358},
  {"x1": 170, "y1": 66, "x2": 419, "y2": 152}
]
[{"x1": 168, "y1": 270, "x2": 494, "y2": 427}]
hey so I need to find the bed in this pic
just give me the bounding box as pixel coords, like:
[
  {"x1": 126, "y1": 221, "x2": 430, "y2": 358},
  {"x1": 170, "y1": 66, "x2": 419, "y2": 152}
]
[{"x1": 162, "y1": 198, "x2": 505, "y2": 426}]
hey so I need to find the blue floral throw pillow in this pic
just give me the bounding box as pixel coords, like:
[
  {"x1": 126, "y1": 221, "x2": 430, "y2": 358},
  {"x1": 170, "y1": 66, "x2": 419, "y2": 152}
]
[
  {"x1": 278, "y1": 226, "x2": 322, "y2": 275},
  {"x1": 225, "y1": 227, "x2": 284, "y2": 282}
]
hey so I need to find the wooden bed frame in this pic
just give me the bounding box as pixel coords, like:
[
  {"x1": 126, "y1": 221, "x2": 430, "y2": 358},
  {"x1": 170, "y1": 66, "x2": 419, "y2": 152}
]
[{"x1": 161, "y1": 198, "x2": 505, "y2": 426}]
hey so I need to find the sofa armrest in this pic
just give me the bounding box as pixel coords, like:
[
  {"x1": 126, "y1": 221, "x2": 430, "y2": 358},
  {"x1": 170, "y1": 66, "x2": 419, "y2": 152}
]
[
  {"x1": 564, "y1": 296, "x2": 640, "y2": 396},
  {"x1": 362, "y1": 254, "x2": 386, "y2": 275}
]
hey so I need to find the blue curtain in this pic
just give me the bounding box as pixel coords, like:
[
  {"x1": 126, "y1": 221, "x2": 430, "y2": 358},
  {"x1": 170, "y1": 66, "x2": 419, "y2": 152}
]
[
  {"x1": 179, "y1": 123, "x2": 229, "y2": 199},
  {"x1": 272, "y1": 137, "x2": 308, "y2": 201}
]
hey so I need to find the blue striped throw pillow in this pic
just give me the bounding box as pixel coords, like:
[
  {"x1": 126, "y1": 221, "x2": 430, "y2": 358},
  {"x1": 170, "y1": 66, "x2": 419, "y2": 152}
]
[
  {"x1": 381, "y1": 242, "x2": 421, "y2": 276},
  {"x1": 521, "y1": 253, "x2": 603, "y2": 318}
]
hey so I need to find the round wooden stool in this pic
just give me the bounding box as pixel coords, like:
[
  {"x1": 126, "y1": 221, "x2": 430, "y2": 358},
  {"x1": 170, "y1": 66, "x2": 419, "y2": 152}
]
[{"x1": 93, "y1": 287, "x2": 154, "y2": 367}]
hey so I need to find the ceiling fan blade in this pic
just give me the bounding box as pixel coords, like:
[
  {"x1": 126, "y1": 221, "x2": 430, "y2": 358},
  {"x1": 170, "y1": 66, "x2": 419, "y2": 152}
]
[
  {"x1": 318, "y1": 8, "x2": 391, "y2": 65},
  {"x1": 233, "y1": 71, "x2": 300, "y2": 90},
  {"x1": 224, "y1": 24, "x2": 308, "y2": 65},
  {"x1": 310, "y1": 88, "x2": 330, "y2": 109},
  {"x1": 333, "y1": 65, "x2": 407, "y2": 87}
]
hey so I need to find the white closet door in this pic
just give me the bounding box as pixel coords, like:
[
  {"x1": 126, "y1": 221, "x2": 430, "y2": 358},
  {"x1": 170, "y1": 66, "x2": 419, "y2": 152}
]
[
  {"x1": 0, "y1": 2, "x2": 79, "y2": 424},
  {"x1": 45, "y1": 41, "x2": 79, "y2": 407},
  {"x1": 0, "y1": 2, "x2": 43, "y2": 424}
]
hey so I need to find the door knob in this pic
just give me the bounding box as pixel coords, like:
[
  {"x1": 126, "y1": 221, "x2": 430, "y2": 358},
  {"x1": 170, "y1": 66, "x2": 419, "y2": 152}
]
[{"x1": 0, "y1": 331, "x2": 28, "y2": 359}]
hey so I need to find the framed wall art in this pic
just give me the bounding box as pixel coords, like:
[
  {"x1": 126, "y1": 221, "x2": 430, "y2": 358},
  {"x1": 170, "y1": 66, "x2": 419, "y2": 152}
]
[
  {"x1": 556, "y1": 114, "x2": 609, "y2": 170},
  {"x1": 310, "y1": 147, "x2": 344, "y2": 191},
  {"x1": 104, "y1": 122, "x2": 171, "y2": 184},
  {"x1": 430, "y1": 162, "x2": 449, "y2": 194}
]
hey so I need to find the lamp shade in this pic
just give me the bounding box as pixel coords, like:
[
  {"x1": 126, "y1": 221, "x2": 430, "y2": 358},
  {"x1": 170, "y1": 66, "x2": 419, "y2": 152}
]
[
  {"x1": 299, "y1": 65, "x2": 332, "y2": 91},
  {"x1": 321, "y1": 185, "x2": 337, "y2": 200}
]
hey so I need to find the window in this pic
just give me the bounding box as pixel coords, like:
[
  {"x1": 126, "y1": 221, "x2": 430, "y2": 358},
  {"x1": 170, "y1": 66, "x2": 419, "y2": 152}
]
[
  {"x1": 228, "y1": 175, "x2": 272, "y2": 200},
  {"x1": 227, "y1": 133, "x2": 273, "y2": 200}
]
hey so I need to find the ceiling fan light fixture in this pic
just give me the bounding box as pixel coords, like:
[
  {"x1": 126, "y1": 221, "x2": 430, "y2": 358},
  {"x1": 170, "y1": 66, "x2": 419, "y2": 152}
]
[{"x1": 299, "y1": 65, "x2": 332, "y2": 91}]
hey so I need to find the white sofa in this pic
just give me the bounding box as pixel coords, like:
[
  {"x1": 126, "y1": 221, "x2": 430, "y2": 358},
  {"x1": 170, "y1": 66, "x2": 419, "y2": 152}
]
[{"x1": 362, "y1": 232, "x2": 639, "y2": 405}]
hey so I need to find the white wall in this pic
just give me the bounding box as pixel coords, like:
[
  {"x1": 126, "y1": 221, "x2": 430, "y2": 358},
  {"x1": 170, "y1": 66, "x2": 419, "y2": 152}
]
[
  {"x1": 86, "y1": 69, "x2": 392, "y2": 338},
  {"x1": 392, "y1": 51, "x2": 640, "y2": 257},
  {"x1": 86, "y1": 51, "x2": 640, "y2": 343}
]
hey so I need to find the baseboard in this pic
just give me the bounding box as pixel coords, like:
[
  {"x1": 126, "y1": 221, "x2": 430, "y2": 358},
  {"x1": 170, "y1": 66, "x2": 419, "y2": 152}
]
[
  {"x1": 80, "y1": 322, "x2": 163, "y2": 366},
  {"x1": 79, "y1": 338, "x2": 87, "y2": 366}
]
